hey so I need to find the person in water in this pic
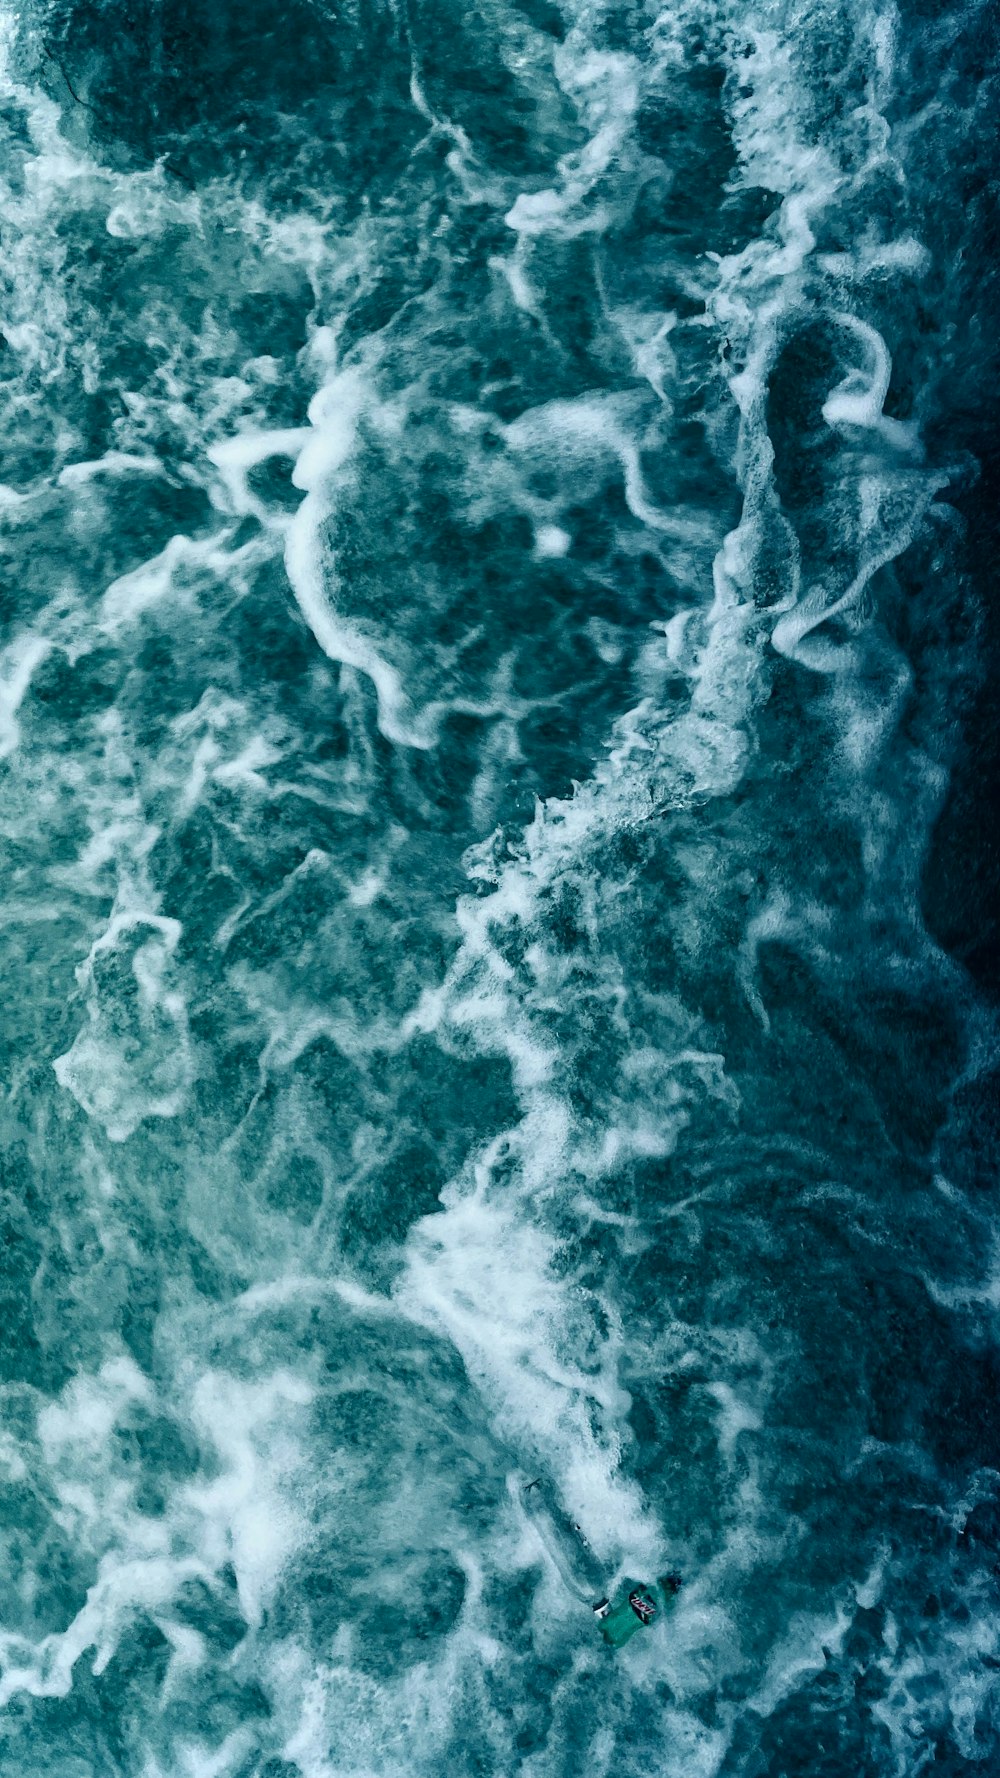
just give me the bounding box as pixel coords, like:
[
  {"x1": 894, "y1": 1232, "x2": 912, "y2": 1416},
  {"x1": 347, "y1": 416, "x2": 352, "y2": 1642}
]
[
  {"x1": 520, "y1": 1476, "x2": 683, "y2": 1649},
  {"x1": 594, "y1": 1572, "x2": 683, "y2": 1648}
]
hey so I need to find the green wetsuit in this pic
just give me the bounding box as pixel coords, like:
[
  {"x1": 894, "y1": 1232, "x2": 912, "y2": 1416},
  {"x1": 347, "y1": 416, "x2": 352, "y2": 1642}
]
[{"x1": 598, "y1": 1578, "x2": 677, "y2": 1648}]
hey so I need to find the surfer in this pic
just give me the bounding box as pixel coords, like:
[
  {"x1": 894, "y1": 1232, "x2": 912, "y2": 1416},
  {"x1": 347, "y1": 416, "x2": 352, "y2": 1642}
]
[{"x1": 520, "y1": 1475, "x2": 683, "y2": 1648}]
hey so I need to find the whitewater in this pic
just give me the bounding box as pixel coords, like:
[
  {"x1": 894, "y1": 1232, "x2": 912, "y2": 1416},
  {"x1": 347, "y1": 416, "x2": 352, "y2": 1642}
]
[{"x1": 1, "y1": 1, "x2": 998, "y2": 1773}]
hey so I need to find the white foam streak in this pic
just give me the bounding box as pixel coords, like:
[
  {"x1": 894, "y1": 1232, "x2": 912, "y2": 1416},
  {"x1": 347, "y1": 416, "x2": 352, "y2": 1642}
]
[
  {"x1": 53, "y1": 906, "x2": 193, "y2": 1142},
  {"x1": 0, "y1": 630, "x2": 50, "y2": 759},
  {"x1": 184, "y1": 1370, "x2": 314, "y2": 1628},
  {"x1": 284, "y1": 371, "x2": 434, "y2": 749},
  {"x1": 505, "y1": 48, "x2": 640, "y2": 240}
]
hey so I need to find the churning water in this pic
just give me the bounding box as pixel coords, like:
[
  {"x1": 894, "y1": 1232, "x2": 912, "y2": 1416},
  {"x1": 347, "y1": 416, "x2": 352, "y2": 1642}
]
[{"x1": 1, "y1": 1, "x2": 999, "y2": 1772}]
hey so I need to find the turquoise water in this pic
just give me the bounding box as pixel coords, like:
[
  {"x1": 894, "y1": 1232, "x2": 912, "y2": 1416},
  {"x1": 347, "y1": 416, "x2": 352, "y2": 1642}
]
[{"x1": 1, "y1": 1, "x2": 999, "y2": 1772}]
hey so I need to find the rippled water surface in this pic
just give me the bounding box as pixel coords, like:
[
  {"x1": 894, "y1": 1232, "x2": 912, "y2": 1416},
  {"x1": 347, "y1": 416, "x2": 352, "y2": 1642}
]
[{"x1": 1, "y1": 1, "x2": 999, "y2": 1773}]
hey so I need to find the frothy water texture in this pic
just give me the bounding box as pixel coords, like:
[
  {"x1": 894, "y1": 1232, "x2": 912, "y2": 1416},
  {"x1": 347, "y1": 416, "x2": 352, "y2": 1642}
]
[{"x1": 1, "y1": 0, "x2": 999, "y2": 1772}]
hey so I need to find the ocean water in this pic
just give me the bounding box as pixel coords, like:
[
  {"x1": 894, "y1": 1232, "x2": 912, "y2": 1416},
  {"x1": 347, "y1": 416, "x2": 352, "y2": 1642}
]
[{"x1": 1, "y1": 0, "x2": 999, "y2": 1772}]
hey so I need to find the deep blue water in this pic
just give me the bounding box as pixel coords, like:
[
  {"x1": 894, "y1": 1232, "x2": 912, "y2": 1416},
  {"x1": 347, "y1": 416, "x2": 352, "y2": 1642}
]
[{"x1": 1, "y1": 2, "x2": 999, "y2": 1773}]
